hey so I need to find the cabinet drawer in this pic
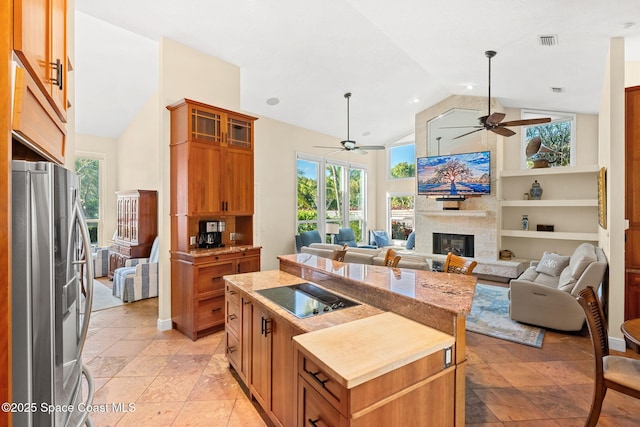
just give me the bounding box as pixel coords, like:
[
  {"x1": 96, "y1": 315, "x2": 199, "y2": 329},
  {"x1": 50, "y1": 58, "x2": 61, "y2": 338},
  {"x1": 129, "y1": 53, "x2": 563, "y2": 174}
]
[
  {"x1": 226, "y1": 297, "x2": 241, "y2": 336},
  {"x1": 299, "y1": 353, "x2": 348, "y2": 416},
  {"x1": 197, "y1": 296, "x2": 225, "y2": 330},
  {"x1": 225, "y1": 331, "x2": 241, "y2": 370},
  {"x1": 299, "y1": 377, "x2": 346, "y2": 427},
  {"x1": 197, "y1": 262, "x2": 235, "y2": 294},
  {"x1": 226, "y1": 284, "x2": 241, "y2": 305}
]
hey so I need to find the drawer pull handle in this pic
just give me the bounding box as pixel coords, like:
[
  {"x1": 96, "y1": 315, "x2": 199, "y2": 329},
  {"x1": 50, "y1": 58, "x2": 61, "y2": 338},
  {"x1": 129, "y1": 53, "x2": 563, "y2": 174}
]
[
  {"x1": 228, "y1": 314, "x2": 237, "y2": 321},
  {"x1": 228, "y1": 289, "x2": 236, "y2": 295},
  {"x1": 243, "y1": 300, "x2": 251, "y2": 305},
  {"x1": 307, "y1": 370, "x2": 329, "y2": 388},
  {"x1": 226, "y1": 345, "x2": 236, "y2": 354},
  {"x1": 308, "y1": 418, "x2": 321, "y2": 426},
  {"x1": 261, "y1": 317, "x2": 271, "y2": 337},
  {"x1": 212, "y1": 307, "x2": 223, "y2": 313}
]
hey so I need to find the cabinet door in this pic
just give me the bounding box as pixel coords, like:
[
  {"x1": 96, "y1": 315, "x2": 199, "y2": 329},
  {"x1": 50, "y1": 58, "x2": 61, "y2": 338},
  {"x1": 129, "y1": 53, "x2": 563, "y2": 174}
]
[
  {"x1": 626, "y1": 272, "x2": 640, "y2": 320},
  {"x1": 189, "y1": 143, "x2": 223, "y2": 214},
  {"x1": 222, "y1": 148, "x2": 253, "y2": 214},
  {"x1": 236, "y1": 255, "x2": 260, "y2": 274},
  {"x1": 14, "y1": 0, "x2": 66, "y2": 121},
  {"x1": 241, "y1": 297, "x2": 252, "y2": 383},
  {"x1": 270, "y1": 318, "x2": 295, "y2": 427},
  {"x1": 250, "y1": 303, "x2": 271, "y2": 410}
]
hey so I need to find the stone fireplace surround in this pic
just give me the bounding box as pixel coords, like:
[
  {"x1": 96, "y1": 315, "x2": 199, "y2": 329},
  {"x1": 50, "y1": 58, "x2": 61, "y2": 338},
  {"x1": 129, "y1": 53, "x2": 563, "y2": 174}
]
[{"x1": 409, "y1": 95, "x2": 526, "y2": 281}]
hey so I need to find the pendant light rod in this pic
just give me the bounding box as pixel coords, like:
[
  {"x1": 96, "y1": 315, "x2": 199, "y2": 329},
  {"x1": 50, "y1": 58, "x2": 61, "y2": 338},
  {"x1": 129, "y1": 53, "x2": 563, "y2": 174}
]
[
  {"x1": 485, "y1": 51, "x2": 496, "y2": 118},
  {"x1": 344, "y1": 92, "x2": 351, "y2": 141}
]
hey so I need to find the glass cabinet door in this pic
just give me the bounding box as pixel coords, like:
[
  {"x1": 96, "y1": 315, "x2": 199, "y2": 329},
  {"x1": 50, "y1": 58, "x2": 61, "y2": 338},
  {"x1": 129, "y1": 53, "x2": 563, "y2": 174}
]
[
  {"x1": 227, "y1": 117, "x2": 252, "y2": 149},
  {"x1": 190, "y1": 107, "x2": 223, "y2": 143}
]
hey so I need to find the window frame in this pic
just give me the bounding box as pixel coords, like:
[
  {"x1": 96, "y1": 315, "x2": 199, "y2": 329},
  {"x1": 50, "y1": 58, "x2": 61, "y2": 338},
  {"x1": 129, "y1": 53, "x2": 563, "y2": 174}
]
[
  {"x1": 74, "y1": 152, "x2": 105, "y2": 247},
  {"x1": 296, "y1": 153, "x2": 369, "y2": 243},
  {"x1": 387, "y1": 133, "x2": 416, "y2": 180},
  {"x1": 386, "y1": 192, "x2": 415, "y2": 243}
]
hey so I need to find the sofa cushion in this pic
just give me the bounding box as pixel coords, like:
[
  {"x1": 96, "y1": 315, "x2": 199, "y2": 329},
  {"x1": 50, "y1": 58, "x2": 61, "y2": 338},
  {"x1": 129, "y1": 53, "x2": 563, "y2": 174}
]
[
  {"x1": 406, "y1": 231, "x2": 416, "y2": 250},
  {"x1": 535, "y1": 252, "x2": 570, "y2": 277},
  {"x1": 371, "y1": 230, "x2": 391, "y2": 247},
  {"x1": 557, "y1": 267, "x2": 577, "y2": 292},
  {"x1": 518, "y1": 267, "x2": 559, "y2": 288},
  {"x1": 344, "y1": 252, "x2": 375, "y2": 264},
  {"x1": 569, "y1": 243, "x2": 597, "y2": 279}
]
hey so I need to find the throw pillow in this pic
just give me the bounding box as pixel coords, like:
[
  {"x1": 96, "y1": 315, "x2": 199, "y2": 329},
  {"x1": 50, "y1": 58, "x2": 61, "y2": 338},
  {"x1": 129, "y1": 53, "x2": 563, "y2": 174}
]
[
  {"x1": 535, "y1": 252, "x2": 570, "y2": 277},
  {"x1": 372, "y1": 230, "x2": 391, "y2": 247},
  {"x1": 406, "y1": 231, "x2": 415, "y2": 250}
]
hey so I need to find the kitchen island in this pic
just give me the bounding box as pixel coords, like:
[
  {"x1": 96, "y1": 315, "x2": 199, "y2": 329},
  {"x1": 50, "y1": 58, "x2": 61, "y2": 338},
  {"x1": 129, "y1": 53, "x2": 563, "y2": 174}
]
[{"x1": 223, "y1": 254, "x2": 476, "y2": 426}]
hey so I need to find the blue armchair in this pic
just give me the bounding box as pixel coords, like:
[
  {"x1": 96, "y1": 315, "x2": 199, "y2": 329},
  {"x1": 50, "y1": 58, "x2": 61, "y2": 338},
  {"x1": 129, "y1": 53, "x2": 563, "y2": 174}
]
[
  {"x1": 113, "y1": 236, "x2": 159, "y2": 302},
  {"x1": 295, "y1": 230, "x2": 323, "y2": 253},
  {"x1": 336, "y1": 228, "x2": 376, "y2": 249}
]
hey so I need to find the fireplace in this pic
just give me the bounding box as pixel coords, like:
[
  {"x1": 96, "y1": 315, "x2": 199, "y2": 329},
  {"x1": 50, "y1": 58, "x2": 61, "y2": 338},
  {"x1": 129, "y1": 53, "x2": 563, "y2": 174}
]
[{"x1": 433, "y1": 233, "x2": 474, "y2": 257}]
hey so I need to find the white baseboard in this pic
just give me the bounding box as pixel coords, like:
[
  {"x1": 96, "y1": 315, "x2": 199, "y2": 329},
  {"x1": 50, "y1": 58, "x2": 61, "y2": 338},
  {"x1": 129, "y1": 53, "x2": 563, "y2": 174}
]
[
  {"x1": 609, "y1": 336, "x2": 626, "y2": 352},
  {"x1": 157, "y1": 317, "x2": 173, "y2": 331}
]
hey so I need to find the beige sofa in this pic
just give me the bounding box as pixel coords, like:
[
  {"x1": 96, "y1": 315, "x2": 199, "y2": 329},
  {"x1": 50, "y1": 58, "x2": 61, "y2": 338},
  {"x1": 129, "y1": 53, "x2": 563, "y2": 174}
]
[
  {"x1": 300, "y1": 243, "x2": 430, "y2": 271},
  {"x1": 508, "y1": 242, "x2": 608, "y2": 331}
]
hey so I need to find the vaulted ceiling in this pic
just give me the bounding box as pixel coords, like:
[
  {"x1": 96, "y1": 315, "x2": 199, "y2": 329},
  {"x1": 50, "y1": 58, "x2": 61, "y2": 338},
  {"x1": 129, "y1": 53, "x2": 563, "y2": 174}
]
[{"x1": 74, "y1": 0, "x2": 640, "y2": 144}]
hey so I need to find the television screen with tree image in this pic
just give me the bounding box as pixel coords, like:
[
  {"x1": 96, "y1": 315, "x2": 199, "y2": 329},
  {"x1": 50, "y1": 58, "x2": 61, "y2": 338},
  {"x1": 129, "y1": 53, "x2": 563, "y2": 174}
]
[{"x1": 417, "y1": 151, "x2": 491, "y2": 196}]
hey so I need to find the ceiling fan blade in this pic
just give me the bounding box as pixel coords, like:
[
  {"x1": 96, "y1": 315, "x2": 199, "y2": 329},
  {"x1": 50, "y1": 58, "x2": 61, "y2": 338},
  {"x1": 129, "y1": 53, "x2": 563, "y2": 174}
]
[
  {"x1": 353, "y1": 149, "x2": 368, "y2": 155},
  {"x1": 499, "y1": 118, "x2": 552, "y2": 127},
  {"x1": 313, "y1": 145, "x2": 343, "y2": 149},
  {"x1": 485, "y1": 112, "x2": 506, "y2": 126},
  {"x1": 452, "y1": 128, "x2": 483, "y2": 140},
  {"x1": 439, "y1": 125, "x2": 483, "y2": 130},
  {"x1": 491, "y1": 127, "x2": 516, "y2": 137},
  {"x1": 357, "y1": 145, "x2": 385, "y2": 150}
]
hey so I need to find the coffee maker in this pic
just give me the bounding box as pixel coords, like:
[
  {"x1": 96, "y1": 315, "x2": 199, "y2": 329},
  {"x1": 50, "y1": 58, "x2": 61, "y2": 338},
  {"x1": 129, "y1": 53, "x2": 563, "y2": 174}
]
[{"x1": 198, "y1": 220, "x2": 225, "y2": 248}]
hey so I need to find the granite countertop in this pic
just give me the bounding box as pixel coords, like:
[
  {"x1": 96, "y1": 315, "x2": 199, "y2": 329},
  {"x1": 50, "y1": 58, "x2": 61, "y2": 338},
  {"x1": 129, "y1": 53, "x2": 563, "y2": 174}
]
[
  {"x1": 223, "y1": 270, "x2": 384, "y2": 333},
  {"x1": 172, "y1": 245, "x2": 262, "y2": 258},
  {"x1": 278, "y1": 253, "x2": 476, "y2": 316}
]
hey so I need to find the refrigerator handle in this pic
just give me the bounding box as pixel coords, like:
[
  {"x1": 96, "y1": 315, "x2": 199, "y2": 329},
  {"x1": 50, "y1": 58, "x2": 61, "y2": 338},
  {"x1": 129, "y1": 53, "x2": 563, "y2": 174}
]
[{"x1": 71, "y1": 200, "x2": 94, "y2": 353}]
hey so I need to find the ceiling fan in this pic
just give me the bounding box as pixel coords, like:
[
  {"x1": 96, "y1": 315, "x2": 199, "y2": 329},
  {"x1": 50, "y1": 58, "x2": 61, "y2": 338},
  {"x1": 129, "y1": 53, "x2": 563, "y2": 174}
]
[
  {"x1": 315, "y1": 92, "x2": 385, "y2": 155},
  {"x1": 448, "y1": 50, "x2": 551, "y2": 140}
]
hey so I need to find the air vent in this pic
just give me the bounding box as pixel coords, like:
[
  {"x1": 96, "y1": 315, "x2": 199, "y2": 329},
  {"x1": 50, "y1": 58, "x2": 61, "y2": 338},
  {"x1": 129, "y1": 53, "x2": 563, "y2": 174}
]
[
  {"x1": 538, "y1": 34, "x2": 558, "y2": 46},
  {"x1": 551, "y1": 87, "x2": 564, "y2": 93}
]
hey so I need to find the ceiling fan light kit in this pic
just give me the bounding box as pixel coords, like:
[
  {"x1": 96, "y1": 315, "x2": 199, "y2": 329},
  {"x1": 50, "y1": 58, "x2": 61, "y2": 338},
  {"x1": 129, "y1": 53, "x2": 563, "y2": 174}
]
[{"x1": 313, "y1": 92, "x2": 385, "y2": 155}]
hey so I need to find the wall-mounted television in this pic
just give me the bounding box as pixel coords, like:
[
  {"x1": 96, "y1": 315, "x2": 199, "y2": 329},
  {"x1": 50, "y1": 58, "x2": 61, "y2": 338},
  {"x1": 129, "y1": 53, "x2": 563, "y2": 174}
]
[{"x1": 417, "y1": 151, "x2": 491, "y2": 197}]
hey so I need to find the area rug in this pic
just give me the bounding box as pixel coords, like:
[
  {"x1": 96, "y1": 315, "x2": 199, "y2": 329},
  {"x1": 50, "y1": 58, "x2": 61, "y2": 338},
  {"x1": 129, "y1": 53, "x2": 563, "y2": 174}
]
[
  {"x1": 81, "y1": 280, "x2": 125, "y2": 312},
  {"x1": 466, "y1": 283, "x2": 545, "y2": 348}
]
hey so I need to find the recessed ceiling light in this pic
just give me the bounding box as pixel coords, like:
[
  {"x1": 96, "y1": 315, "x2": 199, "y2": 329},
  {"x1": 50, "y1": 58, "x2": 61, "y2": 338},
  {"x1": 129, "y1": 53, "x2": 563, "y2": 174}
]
[
  {"x1": 551, "y1": 87, "x2": 564, "y2": 93},
  {"x1": 362, "y1": 131, "x2": 371, "y2": 136},
  {"x1": 466, "y1": 84, "x2": 474, "y2": 90},
  {"x1": 411, "y1": 98, "x2": 420, "y2": 104},
  {"x1": 266, "y1": 97, "x2": 279, "y2": 106}
]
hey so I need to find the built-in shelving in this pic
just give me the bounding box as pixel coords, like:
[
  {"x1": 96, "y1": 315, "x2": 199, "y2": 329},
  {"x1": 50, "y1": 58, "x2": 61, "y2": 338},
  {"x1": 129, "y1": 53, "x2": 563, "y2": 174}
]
[
  {"x1": 501, "y1": 230, "x2": 599, "y2": 241},
  {"x1": 499, "y1": 164, "x2": 599, "y2": 178},
  {"x1": 500, "y1": 199, "x2": 597, "y2": 207}
]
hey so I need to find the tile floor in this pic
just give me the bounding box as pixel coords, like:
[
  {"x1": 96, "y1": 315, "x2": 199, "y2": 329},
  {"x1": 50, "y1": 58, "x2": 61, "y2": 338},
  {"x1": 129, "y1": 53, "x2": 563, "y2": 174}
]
[{"x1": 84, "y1": 293, "x2": 640, "y2": 426}]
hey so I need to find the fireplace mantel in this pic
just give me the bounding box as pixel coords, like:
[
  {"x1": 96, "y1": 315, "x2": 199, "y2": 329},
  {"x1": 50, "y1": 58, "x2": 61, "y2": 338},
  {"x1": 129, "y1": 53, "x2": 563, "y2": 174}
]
[{"x1": 423, "y1": 210, "x2": 490, "y2": 217}]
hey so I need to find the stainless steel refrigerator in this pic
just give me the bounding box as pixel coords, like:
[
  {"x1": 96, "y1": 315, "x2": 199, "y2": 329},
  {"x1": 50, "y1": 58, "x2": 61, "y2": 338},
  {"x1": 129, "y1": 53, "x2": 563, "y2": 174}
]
[{"x1": 12, "y1": 160, "x2": 95, "y2": 427}]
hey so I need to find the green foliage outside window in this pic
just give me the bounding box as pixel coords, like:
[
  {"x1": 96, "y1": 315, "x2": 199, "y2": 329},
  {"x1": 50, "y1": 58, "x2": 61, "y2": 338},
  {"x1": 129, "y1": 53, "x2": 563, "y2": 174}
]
[
  {"x1": 390, "y1": 161, "x2": 415, "y2": 178},
  {"x1": 75, "y1": 158, "x2": 100, "y2": 243}
]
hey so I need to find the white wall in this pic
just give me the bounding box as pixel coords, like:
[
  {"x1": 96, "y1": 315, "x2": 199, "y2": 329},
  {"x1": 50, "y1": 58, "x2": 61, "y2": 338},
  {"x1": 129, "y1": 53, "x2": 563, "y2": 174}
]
[{"x1": 599, "y1": 38, "x2": 626, "y2": 344}]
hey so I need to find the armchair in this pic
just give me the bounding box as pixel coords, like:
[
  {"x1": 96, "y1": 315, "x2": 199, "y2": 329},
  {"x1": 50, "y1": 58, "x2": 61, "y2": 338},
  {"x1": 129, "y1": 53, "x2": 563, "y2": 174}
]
[
  {"x1": 508, "y1": 243, "x2": 608, "y2": 331},
  {"x1": 295, "y1": 230, "x2": 323, "y2": 253},
  {"x1": 113, "y1": 236, "x2": 159, "y2": 302},
  {"x1": 92, "y1": 247, "x2": 110, "y2": 278},
  {"x1": 336, "y1": 228, "x2": 376, "y2": 249}
]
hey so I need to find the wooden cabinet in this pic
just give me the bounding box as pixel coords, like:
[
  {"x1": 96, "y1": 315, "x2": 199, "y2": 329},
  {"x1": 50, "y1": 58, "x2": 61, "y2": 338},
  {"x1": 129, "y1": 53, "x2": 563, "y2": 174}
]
[
  {"x1": 225, "y1": 283, "x2": 300, "y2": 427},
  {"x1": 173, "y1": 248, "x2": 260, "y2": 340},
  {"x1": 14, "y1": 0, "x2": 67, "y2": 122},
  {"x1": 626, "y1": 86, "x2": 640, "y2": 319},
  {"x1": 12, "y1": 0, "x2": 68, "y2": 164},
  {"x1": 168, "y1": 98, "x2": 256, "y2": 216},
  {"x1": 108, "y1": 190, "x2": 158, "y2": 279}
]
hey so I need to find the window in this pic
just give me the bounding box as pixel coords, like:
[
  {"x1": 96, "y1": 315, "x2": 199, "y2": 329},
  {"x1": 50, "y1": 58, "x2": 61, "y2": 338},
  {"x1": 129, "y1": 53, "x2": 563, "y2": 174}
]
[
  {"x1": 296, "y1": 154, "x2": 368, "y2": 242},
  {"x1": 388, "y1": 194, "x2": 414, "y2": 241},
  {"x1": 521, "y1": 110, "x2": 576, "y2": 169},
  {"x1": 388, "y1": 133, "x2": 415, "y2": 179},
  {"x1": 74, "y1": 156, "x2": 101, "y2": 245}
]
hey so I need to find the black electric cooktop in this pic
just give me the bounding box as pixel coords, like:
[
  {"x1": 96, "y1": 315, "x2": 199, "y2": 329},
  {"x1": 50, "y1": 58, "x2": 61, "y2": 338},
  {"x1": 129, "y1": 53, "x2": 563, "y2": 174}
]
[{"x1": 256, "y1": 283, "x2": 360, "y2": 319}]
